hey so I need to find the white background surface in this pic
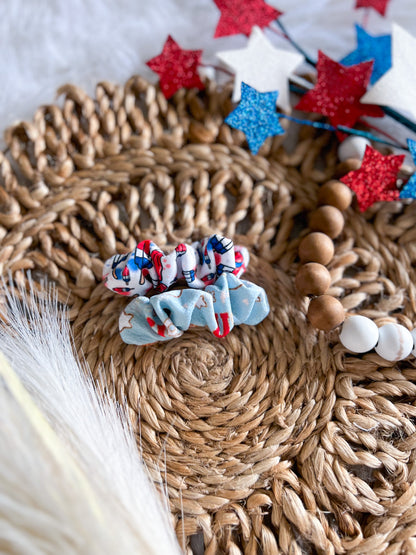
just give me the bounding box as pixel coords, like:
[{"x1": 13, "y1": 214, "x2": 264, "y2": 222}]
[{"x1": 1, "y1": 0, "x2": 416, "y2": 135}]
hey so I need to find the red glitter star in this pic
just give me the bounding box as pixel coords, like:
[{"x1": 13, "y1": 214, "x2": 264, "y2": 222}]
[
  {"x1": 146, "y1": 36, "x2": 204, "y2": 99},
  {"x1": 355, "y1": 0, "x2": 390, "y2": 16},
  {"x1": 213, "y1": 0, "x2": 282, "y2": 38},
  {"x1": 295, "y1": 52, "x2": 383, "y2": 138},
  {"x1": 340, "y1": 146, "x2": 403, "y2": 212}
]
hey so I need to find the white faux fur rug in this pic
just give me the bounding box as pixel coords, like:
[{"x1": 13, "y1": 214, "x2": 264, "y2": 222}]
[{"x1": 1, "y1": 0, "x2": 415, "y2": 133}]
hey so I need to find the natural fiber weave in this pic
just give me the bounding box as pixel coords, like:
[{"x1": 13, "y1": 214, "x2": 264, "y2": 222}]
[{"x1": 2, "y1": 77, "x2": 416, "y2": 554}]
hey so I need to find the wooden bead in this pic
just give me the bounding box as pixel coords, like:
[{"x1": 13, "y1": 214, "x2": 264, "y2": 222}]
[
  {"x1": 338, "y1": 136, "x2": 370, "y2": 162},
  {"x1": 295, "y1": 263, "x2": 331, "y2": 296},
  {"x1": 299, "y1": 232, "x2": 334, "y2": 265},
  {"x1": 307, "y1": 295, "x2": 345, "y2": 331},
  {"x1": 318, "y1": 180, "x2": 353, "y2": 211},
  {"x1": 333, "y1": 158, "x2": 361, "y2": 178},
  {"x1": 309, "y1": 205, "x2": 344, "y2": 238}
]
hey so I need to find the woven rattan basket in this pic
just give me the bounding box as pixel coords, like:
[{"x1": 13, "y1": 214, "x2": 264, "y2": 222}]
[{"x1": 2, "y1": 76, "x2": 416, "y2": 554}]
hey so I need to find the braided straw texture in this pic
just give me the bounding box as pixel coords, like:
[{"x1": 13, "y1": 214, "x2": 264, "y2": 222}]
[{"x1": 2, "y1": 77, "x2": 416, "y2": 554}]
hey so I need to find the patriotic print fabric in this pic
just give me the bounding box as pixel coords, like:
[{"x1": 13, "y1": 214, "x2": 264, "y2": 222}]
[
  {"x1": 119, "y1": 273, "x2": 269, "y2": 346},
  {"x1": 103, "y1": 235, "x2": 249, "y2": 296}
]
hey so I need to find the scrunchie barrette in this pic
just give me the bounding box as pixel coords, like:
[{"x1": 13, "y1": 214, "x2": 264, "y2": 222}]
[
  {"x1": 119, "y1": 273, "x2": 270, "y2": 346},
  {"x1": 103, "y1": 235, "x2": 249, "y2": 297}
]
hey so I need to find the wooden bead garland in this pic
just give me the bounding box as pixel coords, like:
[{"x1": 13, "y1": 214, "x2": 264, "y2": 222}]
[
  {"x1": 296, "y1": 180, "x2": 352, "y2": 331},
  {"x1": 296, "y1": 155, "x2": 416, "y2": 362},
  {"x1": 294, "y1": 138, "x2": 415, "y2": 362}
]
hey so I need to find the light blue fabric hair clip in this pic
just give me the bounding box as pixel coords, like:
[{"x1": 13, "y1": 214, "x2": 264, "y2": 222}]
[{"x1": 119, "y1": 273, "x2": 269, "y2": 346}]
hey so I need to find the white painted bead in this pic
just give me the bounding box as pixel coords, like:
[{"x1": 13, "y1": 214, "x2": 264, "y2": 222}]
[
  {"x1": 338, "y1": 136, "x2": 370, "y2": 162},
  {"x1": 198, "y1": 65, "x2": 216, "y2": 80},
  {"x1": 411, "y1": 329, "x2": 416, "y2": 356},
  {"x1": 375, "y1": 323, "x2": 413, "y2": 362},
  {"x1": 339, "y1": 315, "x2": 379, "y2": 353}
]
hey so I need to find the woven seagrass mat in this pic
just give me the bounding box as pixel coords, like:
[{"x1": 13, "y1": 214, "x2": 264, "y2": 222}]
[{"x1": 2, "y1": 77, "x2": 416, "y2": 554}]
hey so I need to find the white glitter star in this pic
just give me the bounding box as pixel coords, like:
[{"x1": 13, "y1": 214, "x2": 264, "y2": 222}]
[
  {"x1": 362, "y1": 24, "x2": 416, "y2": 120},
  {"x1": 217, "y1": 26, "x2": 303, "y2": 111}
]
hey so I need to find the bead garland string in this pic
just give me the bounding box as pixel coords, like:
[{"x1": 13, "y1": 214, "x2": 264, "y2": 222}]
[
  {"x1": 296, "y1": 179, "x2": 351, "y2": 331},
  {"x1": 295, "y1": 141, "x2": 416, "y2": 363}
]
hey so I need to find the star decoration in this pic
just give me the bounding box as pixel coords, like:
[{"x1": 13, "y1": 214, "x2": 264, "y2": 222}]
[
  {"x1": 119, "y1": 310, "x2": 134, "y2": 332},
  {"x1": 340, "y1": 145, "x2": 404, "y2": 211},
  {"x1": 355, "y1": 0, "x2": 390, "y2": 16},
  {"x1": 213, "y1": 0, "x2": 282, "y2": 38},
  {"x1": 399, "y1": 139, "x2": 416, "y2": 199},
  {"x1": 362, "y1": 24, "x2": 416, "y2": 121},
  {"x1": 217, "y1": 26, "x2": 303, "y2": 111},
  {"x1": 340, "y1": 24, "x2": 391, "y2": 85},
  {"x1": 295, "y1": 51, "x2": 383, "y2": 138},
  {"x1": 146, "y1": 36, "x2": 204, "y2": 99},
  {"x1": 225, "y1": 82, "x2": 284, "y2": 154}
]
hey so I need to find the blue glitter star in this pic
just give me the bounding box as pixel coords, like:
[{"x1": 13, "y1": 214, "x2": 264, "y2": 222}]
[
  {"x1": 340, "y1": 24, "x2": 391, "y2": 85},
  {"x1": 225, "y1": 82, "x2": 284, "y2": 154},
  {"x1": 400, "y1": 139, "x2": 416, "y2": 199}
]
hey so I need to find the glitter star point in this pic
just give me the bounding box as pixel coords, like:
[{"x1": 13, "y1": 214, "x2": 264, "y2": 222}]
[
  {"x1": 340, "y1": 24, "x2": 391, "y2": 85},
  {"x1": 340, "y1": 146, "x2": 404, "y2": 211},
  {"x1": 225, "y1": 82, "x2": 284, "y2": 154},
  {"x1": 355, "y1": 0, "x2": 391, "y2": 16},
  {"x1": 146, "y1": 36, "x2": 204, "y2": 99},
  {"x1": 399, "y1": 139, "x2": 416, "y2": 199},
  {"x1": 213, "y1": 0, "x2": 282, "y2": 38}
]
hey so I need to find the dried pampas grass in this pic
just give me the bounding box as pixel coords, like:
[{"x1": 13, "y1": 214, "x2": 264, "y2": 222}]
[{"x1": 0, "y1": 280, "x2": 181, "y2": 555}]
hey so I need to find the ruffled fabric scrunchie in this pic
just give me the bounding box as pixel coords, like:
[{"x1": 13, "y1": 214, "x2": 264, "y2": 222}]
[
  {"x1": 103, "y1": 234, "x2": 269, "y2": 345},
  {"x1": 103, "y1": 234, "x2": 249, "y2": 296},
  {"x1": 119, "y1": 273, "x2": 270, "y2": 346}
]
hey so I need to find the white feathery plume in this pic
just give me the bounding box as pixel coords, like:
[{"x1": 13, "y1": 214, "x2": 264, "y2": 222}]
[{"x1": 0, "y1": 279, "x2": 181, "y2": 555}]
